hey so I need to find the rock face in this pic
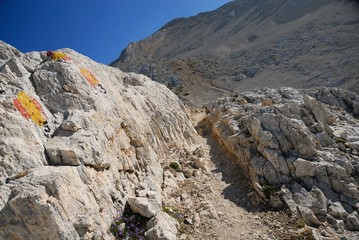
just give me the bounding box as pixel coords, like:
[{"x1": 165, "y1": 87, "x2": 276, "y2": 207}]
[
  {"x1": 0, "y1": 40, "x2": 197, "y2": 239},
  {"x1": 112, "y1": 0, "x2": 359, "y2": 106},
  {"x1": 206, "y1": 87, "x2": 359, "y2": 230}
]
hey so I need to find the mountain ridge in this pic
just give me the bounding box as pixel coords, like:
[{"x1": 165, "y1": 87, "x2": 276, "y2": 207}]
[{"x1": 112, "y1": 0, "x2": 359, "y2": 107}]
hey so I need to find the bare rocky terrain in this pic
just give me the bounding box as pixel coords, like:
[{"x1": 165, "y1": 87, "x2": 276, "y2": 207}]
[
  {"x1": 112, "y1": 0, "x2": 359, "y2": 107},
  {"x1": 1, "y1": 40, "x2": 359, "y2": 239},
  {"x1": 1, "y1": 1, "x2": 359, "y2": 240},
  {"x1": 159, "y1": 86, "x2": 359, "y2": 240},
  {"x1": 0, "y1": 41, "x2": 198, "y2": 239}
]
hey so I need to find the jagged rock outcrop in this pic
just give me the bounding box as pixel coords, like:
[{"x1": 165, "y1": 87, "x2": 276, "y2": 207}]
[
  {"x1": 0, "y1": 40, "x2": 198, "y2": 239},
  {"x1": 205, "y1": 87, "x2": 359, "y2": 230}
]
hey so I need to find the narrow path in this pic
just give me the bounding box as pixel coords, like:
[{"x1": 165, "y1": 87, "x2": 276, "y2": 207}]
[
  {"x1": 182, "y1": 108, "x2": 344, "y2": 240},
  {"x1": 208, "y1": 82, "x2": 233, "y2": 94},
  {"x1": 196, "y1": 132, "x2": 271, "y2": 239},
  {"x1": 184, "y1": 109, "x2": 273, "y2": 240}
]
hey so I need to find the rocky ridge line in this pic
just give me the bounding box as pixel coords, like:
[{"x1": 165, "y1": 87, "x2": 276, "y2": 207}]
[{"x1": 112, "y1": 0, "x2": 359, "y2": 107}]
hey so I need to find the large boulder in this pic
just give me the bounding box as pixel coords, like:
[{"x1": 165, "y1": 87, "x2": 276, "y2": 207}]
[
  {"x1": 145, "y1": 212, "x2": 179, "y2": 240},
  {"x1": 0, "y1": 41, "x2": 197, "y2": 239},
  {"x1": 206, "y1": 87, "x2": 359, "y2": 230}
]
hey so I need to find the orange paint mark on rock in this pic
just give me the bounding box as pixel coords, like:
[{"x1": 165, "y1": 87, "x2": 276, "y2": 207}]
[
  {"x1": 80, "y1": 68, "x2": 99, "y2": 87},
  {"x1": 13, "y1": 98, "x2": 30, "y2": 119},
  {"x1": 13, "y1": 91, "x2": 47, "y2": 126}
]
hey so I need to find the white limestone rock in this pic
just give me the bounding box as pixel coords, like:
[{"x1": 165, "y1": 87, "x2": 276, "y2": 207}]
[
  {"x1": 145, "y1": 212, "x2": 178, "y2": 240},
  {"x1": 293, "y1": 158, "x2": 316, "y2": 178},
  {"x1": 127, "y1": 197, "x2": 162, "y2": 219},
  {"x1": 0, "y1": 41, "x2": 198, "y2": 239},
  {"x1": 206, "y1": 87, "x2": 359, "y2": 230}
]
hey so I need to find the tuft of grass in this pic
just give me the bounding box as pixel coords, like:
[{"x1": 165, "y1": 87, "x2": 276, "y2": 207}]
[
  {"x1": 294, "y1": 218, "x2": 306, "y2": 229},
  {"x1": 263, "y1": 184, "x2": 276, "y2": 199},
  {"x1": 289, "y1": 227, "x2": 316, "y2": 240},
  {"x1": 174, "y1": 86, "x2": 184, "y2": 95},
  {"x1": 335, "y1": 137, "x2": 347, "y2": 144}
]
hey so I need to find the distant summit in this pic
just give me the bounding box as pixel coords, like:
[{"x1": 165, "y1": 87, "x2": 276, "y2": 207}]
[{"x1": 112, "y1": 0, "x2": 359, "y2": 106}]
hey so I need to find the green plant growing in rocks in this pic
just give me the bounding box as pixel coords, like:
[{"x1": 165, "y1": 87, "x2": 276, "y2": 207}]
[
  {"x1": 287, "y1": 227, "x2": 316, "y2": 240},
  {"x1": 335, "y1": 137, "x2": 347, "y2": 144},
  {"x1": 169, "y1": 161, "x2": 181, "y2": 171},
  {"x1": 294, "y1": 218, "x2": 306, "y2": 229},
  {"x1": 263, "y1": 183, "x2": 276, "y2": 199}
]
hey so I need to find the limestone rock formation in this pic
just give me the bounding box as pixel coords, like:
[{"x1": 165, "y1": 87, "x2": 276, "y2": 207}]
[
  {"x1": 205, "y1": 87, "x2": 359, "y2": 230},
  {"x1": 0, "y1": 40, "x2": 197, "y2": 239}
]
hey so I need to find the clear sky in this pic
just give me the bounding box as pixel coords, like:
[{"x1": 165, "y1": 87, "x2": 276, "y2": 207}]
[{"x1": 0, "y1": 0, "x2": 230, "y2": 64}]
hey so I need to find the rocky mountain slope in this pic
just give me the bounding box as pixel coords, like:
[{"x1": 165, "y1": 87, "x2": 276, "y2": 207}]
[
  {"x1": 1, "y1": 38, "x2": 359, "y2": 239},
  {"x1": 112, "y1": 0, "x2": 359, "y2": 107}
]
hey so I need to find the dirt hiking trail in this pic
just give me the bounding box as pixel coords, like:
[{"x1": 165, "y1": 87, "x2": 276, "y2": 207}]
[{"x1": 176, "y1": 108, "x2": 351, "y2": 240}]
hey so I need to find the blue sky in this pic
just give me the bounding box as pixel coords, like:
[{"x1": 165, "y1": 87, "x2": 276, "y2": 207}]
[{"x1": 0, "y1": 0, "x2": 230, "y2": 64}]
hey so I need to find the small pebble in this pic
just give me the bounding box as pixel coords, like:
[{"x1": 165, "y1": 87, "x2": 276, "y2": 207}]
[
  {"x1": 179, "y1": 234, "x2": 188, "y2": 240},
  {"x1": 247, "y1": 191, "x2": 255, "y2": 197},
  {"x1": 184, "y1": 218, "x2": 193, "y2": 225},
  {"x1": 321, "y1": 230, "x2": 330, "y2": 237}
]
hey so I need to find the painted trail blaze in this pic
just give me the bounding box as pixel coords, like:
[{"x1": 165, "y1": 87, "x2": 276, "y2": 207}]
[
  {"x1": 13, "y1": 91, "x2": 47, "y2": 126},
  {"x1": 80, "y1": 68, "x2": 100, "y2": 87},
  {"x1": 47, "y1": 51, "x2": 71, "y2": 62}
]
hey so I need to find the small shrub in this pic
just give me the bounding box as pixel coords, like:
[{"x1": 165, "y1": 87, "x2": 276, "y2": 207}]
[
  {"x1": 110, "y1": 209, "x2": 147, "y2": 240},
  {"x1": 169, "y1": 162, "x2": 181, "y2": 171}
]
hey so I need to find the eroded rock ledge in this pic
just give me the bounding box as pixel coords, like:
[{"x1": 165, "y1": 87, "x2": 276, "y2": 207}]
[{"x1": 205, "y1": 87, "x2": 359, "y2": 231}]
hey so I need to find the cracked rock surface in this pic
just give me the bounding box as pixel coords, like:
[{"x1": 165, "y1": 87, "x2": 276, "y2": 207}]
[
  {"x1": 0, "y1": 40, "x2": 197, "y2": 239},
  {"x1": 205, "y1": 87, "x2": 359, "y2": 232}
]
